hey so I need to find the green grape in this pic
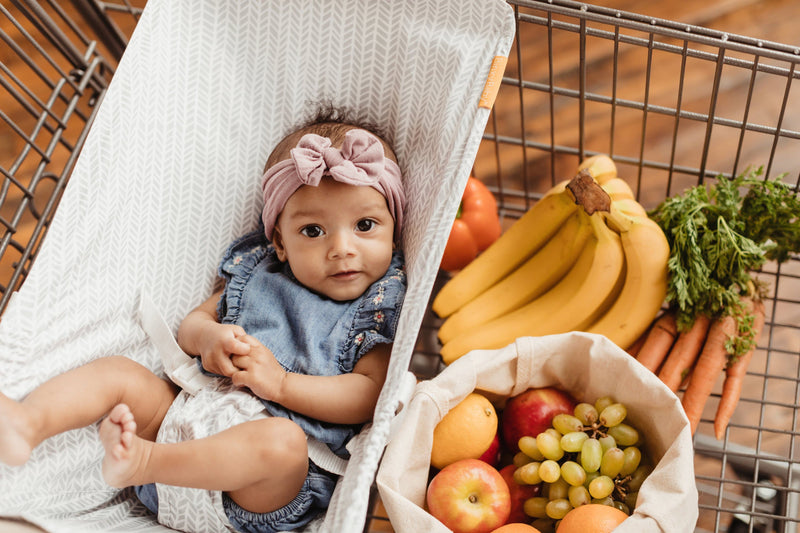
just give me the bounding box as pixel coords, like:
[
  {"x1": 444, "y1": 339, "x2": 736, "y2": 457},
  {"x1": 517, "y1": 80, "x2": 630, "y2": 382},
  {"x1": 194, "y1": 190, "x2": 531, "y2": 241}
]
[
  {"x1": 598, "y1": 434, "x2": 616, "y2": 452},
  {"x1": 584, "y1": 470, "x2": 600, "y2": 487},
  {"x1": 544, "y1": 428, "x2": 562, "y2": 440},
  {"x1": 539, "y1": 459, "x2": 561, "y2": 483},
  {"x1": 552, "y1": 413, "x2": 583, "y2": 434},
  {"x1": 519, "y1": 436, "x2": 545, "y2": 461},
  {"x1": 548, "y1": 477, "x2": 570, "y2": 501},
  {"x1": 592, "y1": 496, "x2": 615, "y2": 507},
  {"x1": 627, "y1": 464, "x2": 653, "y2": 492},
  {"x1": 560, "y1": 460, "x2": 587, "y2": 487},
  {"x1": 580, "y1": 438, "x2": 602, "y2": 473},
  {"x1": 523, "y1": 496, "x2": 549, "y2": 518},
  {"x1": 545, "y1": 498, "x2": 573, "y2": 520},
  {"x1": 599, "y1": 447, "x2": 625, "y2": 478},
  {"x1": 513, "y1": 451, "x2": 533, "y2": 468},
  {"x1": 516, "y1": 462, "x2": 542, "y2": 485},
  {"x1": 613, "y1": 500, "x2": 631, "y2": 515},
  {"x1": 594, "y1": 396, "x2": 615, "y2": 413},
  {"x1": 607, "y1": 423, "x2": 639, "y2": 446},
  {"x1": 537, "y1": 432, "x2": 564, "y2": 461},
  {"x1": 568, "y1": 485, "x2": 591, "y2": 508},
  {"x1": 624, "y1": 491, "x2": 639, "y2": 510},
  {"x1": 599, "y1": 403, "x2": 627, "y2": 427},
  {"x1": 574, "y1": 402, "x2": 598, "y2": 425},
  {"x1": 588, "y1": 475, "x2": 615, "y2": 499},
  {"x1": 620, "y1": 446, "x2": 642, "y2": 476},
  {"x1": 531, "y1": 517, "x2": 556, "y2": 533},
  {"x1": 561, "y1": 431, "x2": 589, "y2": 453}
]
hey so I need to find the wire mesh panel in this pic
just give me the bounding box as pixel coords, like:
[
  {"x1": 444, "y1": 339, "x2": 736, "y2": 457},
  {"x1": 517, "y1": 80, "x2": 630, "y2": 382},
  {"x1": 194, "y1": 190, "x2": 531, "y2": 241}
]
[
  {"x1": 0, "y1": 0, "x2": 142, "y2": 315},
  {"x1": 406, "y1": 1, "x2": 800, "y2": 532},
  {"x1": 67, "y1": 0, "x2": 145, "y2": 61}
]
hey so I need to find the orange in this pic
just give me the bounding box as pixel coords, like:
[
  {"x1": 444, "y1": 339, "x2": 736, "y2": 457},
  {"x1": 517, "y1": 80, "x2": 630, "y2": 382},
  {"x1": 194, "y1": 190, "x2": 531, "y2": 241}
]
[
  {"x1": 557, "y1": 503, "x2": 628, "y2": 533},
  {"x1": 491, "y1": 524, "x2": 542, "y2": 533},
  {"x1": 430, "y1": 392, "x2": 498, "y2": 470}
]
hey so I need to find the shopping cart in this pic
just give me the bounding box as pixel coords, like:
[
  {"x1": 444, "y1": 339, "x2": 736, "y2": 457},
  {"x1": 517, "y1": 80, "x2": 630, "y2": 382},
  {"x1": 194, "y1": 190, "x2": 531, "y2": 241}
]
[
  {"x1": 2, "y1": 1, "x2": 799, "y2": 532},
  {"x1": 395, "y1": 2, "x2": 800, "y2": 532}
]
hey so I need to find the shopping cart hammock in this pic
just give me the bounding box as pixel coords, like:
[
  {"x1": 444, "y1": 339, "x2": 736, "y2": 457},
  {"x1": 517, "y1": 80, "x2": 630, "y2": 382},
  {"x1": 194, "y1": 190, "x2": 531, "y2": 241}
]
[{"x1": 0, "y1": 1, "x2": 514, "y2": 531}]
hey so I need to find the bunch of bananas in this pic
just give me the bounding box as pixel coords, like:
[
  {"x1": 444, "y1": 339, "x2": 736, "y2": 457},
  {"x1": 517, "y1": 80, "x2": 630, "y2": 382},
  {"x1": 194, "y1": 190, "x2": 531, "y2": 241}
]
[{"x1": 433, "y1": 156, "x2": 670, "y2": 365}]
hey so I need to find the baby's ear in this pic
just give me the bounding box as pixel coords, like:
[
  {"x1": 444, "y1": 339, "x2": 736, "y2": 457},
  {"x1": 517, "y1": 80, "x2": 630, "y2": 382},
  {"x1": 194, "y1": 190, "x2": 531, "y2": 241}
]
[{"x1": 271, "y1": 227, "x2": 287, "y2": 262}]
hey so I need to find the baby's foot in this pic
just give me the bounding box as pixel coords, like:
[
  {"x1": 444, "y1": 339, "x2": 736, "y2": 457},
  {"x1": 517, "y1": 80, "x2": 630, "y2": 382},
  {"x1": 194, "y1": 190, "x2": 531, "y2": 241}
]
[
  {"x1": 99, "y1": 403, "x2": 150, "y2": 488},
  {"x1": 0, "y1": 391, "x2": 34, "y2": 466}
]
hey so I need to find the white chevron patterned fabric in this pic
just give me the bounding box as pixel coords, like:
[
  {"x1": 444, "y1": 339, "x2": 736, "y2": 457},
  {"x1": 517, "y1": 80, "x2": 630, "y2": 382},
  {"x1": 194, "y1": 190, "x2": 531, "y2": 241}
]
[{"x1": 0, "y1": 1, "x2": 515, "y2": 531}]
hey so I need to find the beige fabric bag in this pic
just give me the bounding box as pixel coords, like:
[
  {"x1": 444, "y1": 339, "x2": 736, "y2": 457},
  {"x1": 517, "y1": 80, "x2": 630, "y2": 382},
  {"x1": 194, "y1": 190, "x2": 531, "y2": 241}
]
[{"x1": 376, "y1": 333, "x2": 699, "y2": 532}]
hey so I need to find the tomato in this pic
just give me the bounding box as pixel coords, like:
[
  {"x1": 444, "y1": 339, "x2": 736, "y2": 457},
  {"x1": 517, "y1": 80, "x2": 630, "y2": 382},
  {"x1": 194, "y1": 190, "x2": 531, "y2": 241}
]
[{"x1": 440, "y1": 177, "x2": 502, "y2": 271}]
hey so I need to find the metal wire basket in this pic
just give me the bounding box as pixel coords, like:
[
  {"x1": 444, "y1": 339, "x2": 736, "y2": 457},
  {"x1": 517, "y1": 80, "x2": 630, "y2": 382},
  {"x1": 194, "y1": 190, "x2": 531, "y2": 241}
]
[
  {"x1": 397, "y1": 2, "x2": 800, "y2": 532},
  {"x1": 2, "y1": 1, "x2": 799, "y2": 532},
  {"x1": 0, "y1": 0, "x2": 144, "y2": 315}
]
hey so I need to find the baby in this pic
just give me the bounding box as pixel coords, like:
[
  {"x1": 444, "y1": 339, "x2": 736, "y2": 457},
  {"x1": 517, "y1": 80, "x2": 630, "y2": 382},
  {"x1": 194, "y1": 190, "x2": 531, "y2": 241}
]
[{"x1": 0, "y1": 112, "x2": 406, "y2": 532}]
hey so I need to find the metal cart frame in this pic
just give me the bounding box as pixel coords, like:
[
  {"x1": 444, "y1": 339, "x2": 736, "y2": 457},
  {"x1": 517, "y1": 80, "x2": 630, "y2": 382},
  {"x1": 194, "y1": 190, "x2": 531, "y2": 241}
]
[{"x1": 2, "y1": 1, "x2": 798, "y2": 531}]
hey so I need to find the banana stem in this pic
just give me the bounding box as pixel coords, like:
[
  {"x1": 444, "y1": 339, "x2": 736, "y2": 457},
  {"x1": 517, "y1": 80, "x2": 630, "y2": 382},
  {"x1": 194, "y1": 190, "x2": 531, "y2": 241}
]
[{"x1": 566, "y1": 170, "x2": 612, "y2": 215}]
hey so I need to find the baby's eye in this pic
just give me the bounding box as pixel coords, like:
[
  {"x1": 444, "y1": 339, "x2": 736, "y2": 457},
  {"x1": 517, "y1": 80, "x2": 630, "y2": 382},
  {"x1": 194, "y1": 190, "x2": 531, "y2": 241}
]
[
  {"x1": 356, "y1": 219, "x2": 376, "y2": 232},
  {"x1": 300, "y1": 225, "x2": 324, "y2": 238}
]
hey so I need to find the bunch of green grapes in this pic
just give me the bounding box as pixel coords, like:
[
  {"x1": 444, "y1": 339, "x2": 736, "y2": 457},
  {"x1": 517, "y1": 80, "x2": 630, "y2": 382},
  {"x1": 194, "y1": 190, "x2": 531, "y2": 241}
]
[{"x1": 512, "y1": 396, "x2": 652, "y2": 530}]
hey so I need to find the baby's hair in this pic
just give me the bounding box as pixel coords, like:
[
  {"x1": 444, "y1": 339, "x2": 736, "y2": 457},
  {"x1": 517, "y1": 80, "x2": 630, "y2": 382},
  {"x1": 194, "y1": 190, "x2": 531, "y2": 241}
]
[{"x1": 266, "y1": 102, "x2": 396, "y2": 169}]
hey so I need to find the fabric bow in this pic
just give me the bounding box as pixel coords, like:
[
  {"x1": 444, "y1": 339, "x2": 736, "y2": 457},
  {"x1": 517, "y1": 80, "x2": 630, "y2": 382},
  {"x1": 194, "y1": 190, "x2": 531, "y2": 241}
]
[{"x1": 290, "y1": 132, "x2": 386, "y2": 187}]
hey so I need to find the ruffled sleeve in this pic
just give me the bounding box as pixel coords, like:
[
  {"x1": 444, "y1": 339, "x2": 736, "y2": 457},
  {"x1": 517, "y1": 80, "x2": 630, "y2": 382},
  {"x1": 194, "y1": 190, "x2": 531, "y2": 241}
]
[
  {"x1": 344, "y1": 250, "x2": 407, "y2": 369},
  {"x1": 216, "y1": 228, "x2": 272, "y2": 324}
]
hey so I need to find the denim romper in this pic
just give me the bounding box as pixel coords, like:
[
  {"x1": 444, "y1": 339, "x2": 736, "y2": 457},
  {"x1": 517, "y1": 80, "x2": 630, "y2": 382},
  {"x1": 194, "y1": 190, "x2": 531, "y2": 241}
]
[
  {"x1": 218, "y1": 229, "x2": 406, "y2": 458},
  {"x1": 136, "y1": 229, "x2": 406, "y2": 533}
]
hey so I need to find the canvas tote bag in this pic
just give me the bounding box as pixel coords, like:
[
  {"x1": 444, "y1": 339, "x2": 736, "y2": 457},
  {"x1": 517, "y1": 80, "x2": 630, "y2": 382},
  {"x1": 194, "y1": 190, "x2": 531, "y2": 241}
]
[{"x1": 376, "y1": 332, "x2": 699, "y2": 532}]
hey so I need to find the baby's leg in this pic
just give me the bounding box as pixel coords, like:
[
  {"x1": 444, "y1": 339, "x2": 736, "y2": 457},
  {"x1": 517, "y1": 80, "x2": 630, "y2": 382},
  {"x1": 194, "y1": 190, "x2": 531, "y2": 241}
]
[
  {"x1": 0, "y1": 355, "x2": 177, "y2": 466},
  {"x1": 100, "y1": 414, "x2": 309, "y2": 513}
]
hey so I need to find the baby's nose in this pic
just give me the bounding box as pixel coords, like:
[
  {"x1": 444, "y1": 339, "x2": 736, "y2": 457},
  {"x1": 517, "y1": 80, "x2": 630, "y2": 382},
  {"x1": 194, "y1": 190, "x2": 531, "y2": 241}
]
[{"x1": 328, "y1": 230, "x2": 356, "y2": 259}]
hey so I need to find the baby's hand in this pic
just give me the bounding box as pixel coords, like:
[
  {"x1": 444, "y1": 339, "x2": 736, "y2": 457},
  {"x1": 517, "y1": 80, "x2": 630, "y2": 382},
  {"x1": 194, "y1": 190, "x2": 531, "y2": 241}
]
[
  {"x1": 230, "y1": 335, "x2": 286, "y2": 403},
  {"x1": 197, "y1": 323, "x2": 251, "y2": 377}
]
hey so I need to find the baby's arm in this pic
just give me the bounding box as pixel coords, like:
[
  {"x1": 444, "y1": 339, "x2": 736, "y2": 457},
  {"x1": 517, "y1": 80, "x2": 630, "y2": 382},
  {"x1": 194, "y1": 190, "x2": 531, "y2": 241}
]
[
  {"x1": 177, "y1": 289, "x2": 251, "y2": 377},
  {"x1": 231, "y1": 336, "x2": 391, "y2": 425}
]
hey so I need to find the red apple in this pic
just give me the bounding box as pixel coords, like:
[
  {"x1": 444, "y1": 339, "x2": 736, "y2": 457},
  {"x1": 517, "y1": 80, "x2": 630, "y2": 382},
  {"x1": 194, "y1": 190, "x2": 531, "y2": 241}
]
[
  {"x1": 426, "y1": 458, "x2": 511, "y2": 533},
  {"x1": 478, "y1": 432, "x2": 501, "y2": 467},
  {"x1": 501, "y1": 387, "x2": 576, "y2": 453},
  {"x1": 498, "y1": 464, "x2": 541, "y2": 524}
]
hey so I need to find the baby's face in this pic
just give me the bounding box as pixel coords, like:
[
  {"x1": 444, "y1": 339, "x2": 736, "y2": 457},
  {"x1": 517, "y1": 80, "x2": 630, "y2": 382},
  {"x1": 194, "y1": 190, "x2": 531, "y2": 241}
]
[{"x1": 272, "y1": 177, "x2": 395, "y2": 301}]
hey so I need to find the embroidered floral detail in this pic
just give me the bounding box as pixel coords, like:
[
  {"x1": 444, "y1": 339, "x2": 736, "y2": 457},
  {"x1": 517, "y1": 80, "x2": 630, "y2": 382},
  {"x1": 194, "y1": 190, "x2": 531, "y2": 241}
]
[
  {"x1": 392, "y1": 266, "x2": 406, "y2": 280},
  {"x1": 374, "y1": 311, "x2": 385, "y2": 324},
  {"x1": 367, "y1": 265, "x2": 405, "y2": 307},
  {"x1": 372, "y1": 284, "x2": 385, "y2": 305},
  {"x1": 229, "y1": 243, "x2": 269, "y2": 268},
  {"x1": 354, "y1": 332, "x2": 366, "y2": 345}
]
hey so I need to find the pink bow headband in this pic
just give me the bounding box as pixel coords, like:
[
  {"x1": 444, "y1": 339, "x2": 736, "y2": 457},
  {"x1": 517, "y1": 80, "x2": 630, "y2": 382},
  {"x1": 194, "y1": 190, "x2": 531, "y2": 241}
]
[{"x1": 261, "y1": 129, "x2": 405, "y2": 243}]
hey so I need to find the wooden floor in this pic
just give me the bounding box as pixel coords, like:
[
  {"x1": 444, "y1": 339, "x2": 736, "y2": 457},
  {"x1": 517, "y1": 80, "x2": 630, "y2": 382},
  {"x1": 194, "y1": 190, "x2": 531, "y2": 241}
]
[
  {"x1": 2, "y1": 1, "x2": 799, "y2": 532},
  {"x1": 476, "y1": 0, "x2": 800, "y2": 207}
]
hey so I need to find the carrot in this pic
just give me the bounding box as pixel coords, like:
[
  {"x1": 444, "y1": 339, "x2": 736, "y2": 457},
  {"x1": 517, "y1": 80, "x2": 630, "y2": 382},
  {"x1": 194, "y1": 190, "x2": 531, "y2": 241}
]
[
  {"x1": 714, "y1": 298, "x2": 766, "y2": 439},
  {"x1": 635, "y1": 311, "x2": 678, "y2": 372},
  {"x1": 626, "y1": 325, "x2": 650, "y2": 358},
  {"x1": 657, "y1": 314, "x2": 712, "y2": 392},
  {"x1": 681, "y1": 314, "x2": 737, "y2": 435}
]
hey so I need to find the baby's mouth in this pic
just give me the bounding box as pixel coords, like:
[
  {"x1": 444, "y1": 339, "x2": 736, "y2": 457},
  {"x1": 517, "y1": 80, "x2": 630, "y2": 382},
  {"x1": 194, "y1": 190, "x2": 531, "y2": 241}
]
[{"x1": 332, "y1": 270, "x2": 360, "y2": 280}]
